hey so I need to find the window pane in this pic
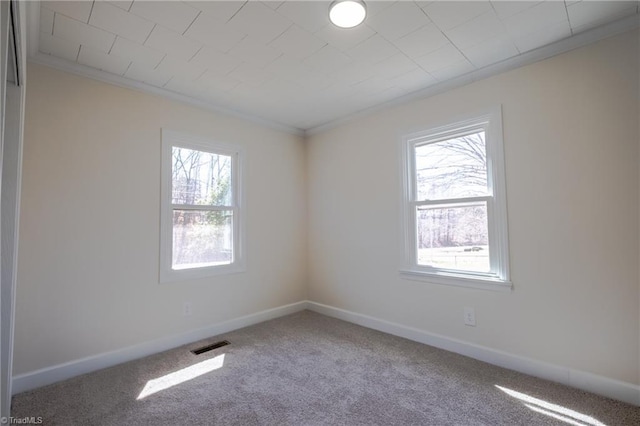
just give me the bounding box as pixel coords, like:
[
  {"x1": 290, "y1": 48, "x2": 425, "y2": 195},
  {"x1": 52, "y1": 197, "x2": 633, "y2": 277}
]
[
  {"x1": 417, "y1": 204, "x2": 489, "y2": 273},
  {"x1": 172, "y1": 210, "x2": 233, "y2": 269},
  {"x1": 172, "y1": 147, "x2": 232, "y2": 206},
  {"x1": 415, "y1": 131, "x2": 488, "y2": 200}
]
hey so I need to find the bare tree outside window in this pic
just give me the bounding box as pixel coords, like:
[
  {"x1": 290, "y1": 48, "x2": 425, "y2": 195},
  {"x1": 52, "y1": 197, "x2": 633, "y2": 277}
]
[
  {"x1": 171, "y1": 147, "x2": 233, "y2": 269},
  {"x1": 415, "y1": 131, "x2": 490, "y2": 272}
]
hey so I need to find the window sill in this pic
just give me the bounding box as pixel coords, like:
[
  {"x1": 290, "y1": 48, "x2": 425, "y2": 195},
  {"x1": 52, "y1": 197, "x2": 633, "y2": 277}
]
[
  {"x1": 160, "y1": 263, "x2": 245, "y2": 283},
  {"x1": 399, "y1": 269, "x2": 512, "y2": 292}
]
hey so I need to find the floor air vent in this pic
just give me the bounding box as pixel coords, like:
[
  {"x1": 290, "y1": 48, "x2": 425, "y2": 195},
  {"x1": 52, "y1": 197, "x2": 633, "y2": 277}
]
[{"x1": 191, "y1": 340, "x2": 230, "y2": 355}]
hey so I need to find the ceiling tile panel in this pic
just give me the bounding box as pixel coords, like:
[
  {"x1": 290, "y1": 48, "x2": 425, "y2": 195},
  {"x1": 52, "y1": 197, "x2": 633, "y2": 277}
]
[
  {"x1": 369, "y1": 53, "x2": 419, "y2": 80},
  {"x1": 184, "y1": 14, "x2": 246, "y2": 53},
  {"x1": 567, "y1": 1, "x2": 638, "y2": 32},
  {"x1": 352, "y1": 75, "x2": 397, "y2": 95},
  {"x1": 365, "y1": 1, "x2": 397, "y2": 18},
  {"x1": 164, "y1": 76, "x2": 204, "y2": 99},
  {"x1": 461, "y1": 36, "x2": 520, "y2": 68},
  {"x1": 392, "y1": 24, "x2": 449, "y2": 58},
  {"x1": 198, "y1": 70, "x2": 241, "y2": 92},
  {"x1": 185, "y1": 1, "x2": 246, "y2": 22},
  {"x1": 318, "y1": 96, "x2": 366, "y2": 119},
  {"x1": 53, "y1": 14, "x2": 116, "y2": 53},
  {"x1": 110, "y1": 37, "x2": 165, "y2": 69},
  {"x1": 346, "y1": 34, "x2": 399, "y2": 64},
  {"x1": 228, "y1": 63, "x2": 275, "y2": 87},
  {"x1": 201, "y1": 85, "x2": 246, "y2": 106},
  {"x1": 388, "y1": 68, "x2": 437, "y2": 92},
  {"x1": 129, "y1": 1, "x2": 200, "y2": 34},
  {"x1": 503, "y1": 1, "x2": 568, "y2": 39},
  {"x1": 490, "y1": 1, "x2": 541, "y2": 20},
  {"x1": 352, "y1": 85, "x2": 407, "y2": 109},
  {"x1": 292, "y1": 70, "x2": 333, "y2": 90},
  {"x1": 276, "y1": 1, "x2": 332, "y2": 33},
  {"x1": 227, "y1": 36, "x2": 282, "y2": 68},
  {"x1": 89, "y1": 2, "x2": 155, "y2": 44},
  {"x1": 303, "y1": 45, "x2": 352, "y2": 75},
  {"x1": 381, "y1": 84, "x2": 411, "y2": 100},
  {"x1": 423, "y1": 1, "x2": 493, "y2": 31},
  {"x1": 445, "y1": 10, "x2": 507, "y2": 49},
  {"x1": 39, "y1": 33, "x2": 80, "y2": 62},
  {"x1": 263, "y1": 2, "x2": 286, "y2": 11},
  {"x1": 107, "y1": 2, "x2": 133, "y2": 12},
  {"x1": 366, "y1": 1, "x2": 431, "y2": 41},
  {"x1": 305, "y1": 81, "x2": 357, "y2": 104},
  {"x1": 144, "y1": 26, "x2": 202, "y2": 62},
  {"x1": 190, "y1": 47, "x2": 243, "y2": 75},
  {"x1": 262, "y1": 78, "x2": 308, "y2": 98},
  {"x1": 414, "y1": 2, "x2": 435, "y2": 10},
  {"x1": 44, "y1": 1, "x2": 93, "y2": 23},
  {"x1": 315, "y1": 23, "x2": 376, "y2": 52},
  {"x1": 265, "y1": 55, "x2": 313, "y2": 80},
  {"x1": 328, "y1": 61, "x2": 377, "y2": 86},
  {"x1": 227, "y1": 2, "x2": 292, "y2": 42},
  {"x1": 512, "y1": 20, "x2": 573, "y2": 53},
  {"x1": 124, "y1": 62, "x2": 173, "y2": 87},
  {"x1": 156, "y1": 56, "x2": 206, "y2": 81},
  {"x1": 78, "y1": 46, "x2": 131, "y2": 75},
  {"x1": 269, "y1": 26, "x2": 327, "y2": 60},
  {"x1": 204, "y1": 89, "x2": 244, "y2": 108},
  {"x1": 429, "y1": 59, "x2": 475, "y2": 81},
  {"x1": 227, "y1": 82, "x2": 264, "y2": 101},
  {"x1": 415, "y1": 44, "x2": 468, "y2": 73}
]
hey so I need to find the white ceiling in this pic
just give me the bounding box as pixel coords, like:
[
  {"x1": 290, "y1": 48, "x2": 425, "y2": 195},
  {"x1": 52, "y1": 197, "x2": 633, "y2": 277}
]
[{"x1": 30, "y1": 1, "x2": 640, "y2": 133}]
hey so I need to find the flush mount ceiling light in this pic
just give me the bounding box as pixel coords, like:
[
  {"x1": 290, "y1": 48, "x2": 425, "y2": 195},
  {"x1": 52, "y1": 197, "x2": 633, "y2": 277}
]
[{"x1": 329, "y1": 0, "x2": 367, "y2": 29}]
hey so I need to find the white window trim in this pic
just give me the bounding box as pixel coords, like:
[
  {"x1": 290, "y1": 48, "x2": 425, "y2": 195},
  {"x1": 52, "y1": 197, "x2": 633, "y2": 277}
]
[
  {"x1": 399, "y1": 107, "x2": 511, "y2": 292},
  {"x1": 160, "y1": 129, "x2": 246, "y2": 283}
]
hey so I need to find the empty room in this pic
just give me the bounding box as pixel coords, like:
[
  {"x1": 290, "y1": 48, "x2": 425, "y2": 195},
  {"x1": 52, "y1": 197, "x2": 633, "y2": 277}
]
[{"x1": 1, "y1": 0, "x2": 639, "y2": 424}]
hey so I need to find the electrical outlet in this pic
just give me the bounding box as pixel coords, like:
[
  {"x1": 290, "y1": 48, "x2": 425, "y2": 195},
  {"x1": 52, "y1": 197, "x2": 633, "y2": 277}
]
[
  {"x1": 464, "y1": 307, "x2": 476, "y2": 326},
  {"x1": 183, "y1": 302, "x2": 192, "y2": 317}
]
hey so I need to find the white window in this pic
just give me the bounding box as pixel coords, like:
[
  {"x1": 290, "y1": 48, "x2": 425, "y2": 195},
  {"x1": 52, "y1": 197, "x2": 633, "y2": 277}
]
[
  {"x1": 160, "y1": 130, "x2": 245, "y2": 282},
  {"x1": 400, "y1": 108, "x2": 511, "y2": 291}
]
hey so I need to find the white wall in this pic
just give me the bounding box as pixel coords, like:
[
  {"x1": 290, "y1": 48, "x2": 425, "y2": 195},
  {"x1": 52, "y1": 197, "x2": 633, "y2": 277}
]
[
  {"x1": 307, "y1": 30, "x2": 639, "y2": 385},
  {"x1": 14, "y1": 64, "x2": 307, "y2": 375}
]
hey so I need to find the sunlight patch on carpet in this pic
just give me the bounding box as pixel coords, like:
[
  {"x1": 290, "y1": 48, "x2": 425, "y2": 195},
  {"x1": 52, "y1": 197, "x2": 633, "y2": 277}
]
[
  {"x1": 137, "y1": 354, "x2": 225, "y2": 400},
  {"x1": 495, "y1": 385, "x2": 606, "y2": 426}
]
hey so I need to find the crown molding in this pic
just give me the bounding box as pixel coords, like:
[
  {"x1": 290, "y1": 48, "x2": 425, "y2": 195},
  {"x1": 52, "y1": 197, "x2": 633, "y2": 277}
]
[{"x1": 28, "y1": 53, "x2": 306, "y2": 137}]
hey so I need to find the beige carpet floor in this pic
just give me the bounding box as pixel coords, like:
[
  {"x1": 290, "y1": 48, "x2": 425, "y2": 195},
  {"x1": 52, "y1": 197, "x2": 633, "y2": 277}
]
[{"x1": 11, "y1": 310, "x2": 640, "y2": 425}]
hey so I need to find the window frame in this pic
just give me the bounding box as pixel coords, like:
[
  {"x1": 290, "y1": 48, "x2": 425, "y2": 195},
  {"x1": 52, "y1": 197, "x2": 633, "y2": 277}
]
[
  {"x1": 399, "y1": 107, "x2": 511, "y2": 291},
  {"x1": 160, "y1": 129, "x2": 245, "y2": 283}
]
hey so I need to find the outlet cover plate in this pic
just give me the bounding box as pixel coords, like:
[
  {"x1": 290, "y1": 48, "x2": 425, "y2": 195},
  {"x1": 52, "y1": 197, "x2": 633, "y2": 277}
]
[{"x1": 464, "y1": 307, "x2": 476, "y2": 326}]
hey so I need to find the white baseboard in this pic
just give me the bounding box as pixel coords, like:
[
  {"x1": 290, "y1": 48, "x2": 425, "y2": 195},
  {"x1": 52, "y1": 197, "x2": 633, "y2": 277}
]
[
  {"x1": 12, "y1": 301, "x2": 308, "y2": 395},
  {"x1": 307, "y1": 301, "x2": 640, "y2": 406},
  {"x1": 13, "y1": 300, "x2": 640, "y2": 406}
]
